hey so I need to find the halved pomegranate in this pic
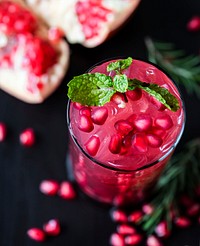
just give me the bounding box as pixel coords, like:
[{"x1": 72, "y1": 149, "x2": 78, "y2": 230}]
[
  {"x1": 25, "y1": 0, "x2": 141, "y2": 48},
  {"x1": 0, "y1": 0, "x2": 70, "y2": 103}
]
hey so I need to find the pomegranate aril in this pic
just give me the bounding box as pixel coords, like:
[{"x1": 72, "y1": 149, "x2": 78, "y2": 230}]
[
  {"x1": 154, "y1": 115, "x2": 173, "y2": 130},
  {"x1": 133, "y1": 114, "x2": 152, "y2": 132},
  {"x1": 187, "y1": 16, "x2": 200, "y2": 32},
  {"x1": 43, "y1": 219, "x2": 61, "y2": 236},
  {"x1": 110, "y1": 233, "x2": 125, "y2": 246},
  {"x1": 109, "y1": 134, "x2": 122, "y2": 154},
  {"x1": 27, "y1": 228, "x2": 45, "y2": 242},
  {"x1": 142, "y1": 204, "x2": 154, "y2": 215},
  {"x1": 0, "y1": 122, "x2": 7, "y2": 142},
  {"x1": 85, "y1": 135, "x2": 100, "y2": 156},
  {"x1": 91, "y1": 106, "x2": 108, "y2": 125},
  {"x1": 128, "y1": 211, "x2": 143, "y2": 224},
  {"x1": 150, "y1": 96, "x2": 166, "y2": 111},
  {"x1": 124, "y1": 234, "x2": 142, "y2": 245},
  {"x1": 155, "y1": 221, "x2": 170, "y2": 238},
  {"x1": 146, "y1": 235, "x2": 163, "y2": 246},
  {"x1": 58, "y1": 181, "x2": 76, "y2": 200},
  {"x1": 78, "y1": 115, "x2": 94, "y2": 132},
  {"x1": 146, "y1": 133, "x2": 163, "y2": 148},
  {"x1": 79, "y1": 106, "x2": 91, "y2": 117},
  {"x1": 151, "y1": 127, "x2": 166, "y2": 138},
  {"x1": 126, "y1": 88, "x2": 142, "y2": 101},
  {"x1": 187, "y1": 203, "x2": 200, "y2": 216},
  {"x1": 48, "y1": 27, "x2": 64, "y2": 42},
  {"x1": 117, "y1": 224, "x2": 136, "y2": 235},
  {"x1": 132, "y1": 133, "x2": 148, "y2": 153},
  {"x1": 114, "y1": 120, "x2": 133, "y2": 136},
  {"x1": 39, "y1": 180, "x2": 59, "y2": 196},
  {"x1": 111, "y1": 92, "x2": 126, "y2": 108},
  {"x1": 174, "y1": 216, "x2": 191, "y2": 228},
  {"x1": 73, "y1": 102, "x2": 83, "y2": 110},
  {"x1": 110, "y1": 209, "x2": 127, "y2": 223},
  {"x1": 19, "y1": 128, "x2": 35, "y2": 147},
  {"x1": 127, "y1": 114, "x2": 137, "y2": 126}
]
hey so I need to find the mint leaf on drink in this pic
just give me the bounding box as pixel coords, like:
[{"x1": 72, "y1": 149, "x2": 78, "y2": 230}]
[
  {"x1": 113, "y1": 74, "x2": 128, "y2": 93},
  {"x1": 107, "y1": 57, "x2": 133, "y2": 73},
  {"x1": 67, "y1": 73, "x2": 115, "y2": 106}
]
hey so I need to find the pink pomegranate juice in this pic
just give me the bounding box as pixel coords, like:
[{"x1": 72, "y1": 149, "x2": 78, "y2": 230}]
[{"x1": 67, "y1": 59, "x2": 185, "y2": 205}]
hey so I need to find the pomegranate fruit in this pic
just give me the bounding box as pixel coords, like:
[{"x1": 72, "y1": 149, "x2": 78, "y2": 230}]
[
  {"x1": 25, "y1": 0, "x2": 141, "y2": 47},
  {"x1": 0, "y1": 0, "x2": 69, "y2": 103}
]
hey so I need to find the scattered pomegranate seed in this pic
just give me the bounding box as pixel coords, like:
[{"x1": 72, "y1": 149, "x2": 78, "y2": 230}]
[
  {"x1": 155, "y1": 221, "x2": 170, "y2": 238},
  {"x1": 39, "y1": 180, "x2": 59, "y2": 196},
  {"x1": 124, "y1": 233, "x2": 142, "y2": 245},
  {"x1": 146, "y1": 235, "x2": 163, "y2": 246},
  {"x1": 187, "y1": 203, "x2": 200, "y2": 216},
  {"x1": 174, "y1": 216, "x2": 191, "y2": 228},
  {"x1": 0, "y1": 122, "x2": 7, "y2": 142},
  {"x1": 128, "y1": 211, "x2": 143, "y2": 224},
  {"x1": 117, "y1": 224, "x2": 136, "y2": 235},
  {"x1": 91, "y1": 106, "x2": 108, "y2": 125},
  {"x1": 78, "y1": 115, "x2": 94, "y2": 132},
  {"x1": 85, "y1": 135, "x2": 100, "y2": 156},
  {"x1": 27, "y1": 228, "x2": 45, "y2": 242},
  {"x1": 132, "y1": 133, "x2": 148, "y2": 153},
  {"x1": 109, "y1": 134, "x2": 122, "y2": 154},
  {"x1": 126, "y1": 88, "x2": 142, "y2": 101},
  {"x1": 58, "y1": 181, "x2": 76, "y2": 200},
  {"x1": 19, "y1": 128, "x2": 35, "y2": 147},
  {"x1": 114, "y1": 120, "x2": 133, "y2": 136},
  {"x1": 146, "y1": 133, "x2": 163, "y2": 148},
  {"x1": 110, "y1": 233, "x2": 125, "y2": 246},
  {"x1": 111, "y1": 92, "x2": 126, "y2": 108},
  {"x1": 142, "y1": 204, "x2": 154, "y2": 215},
  {"x1": 110, "y1": 209, "x2": 127, "y2": 223},
  {"x1": 187, "y1": 16, "x2": 200, "y2": 32},
  {"x1": 48, "y1": 27, "x2": 64, "y2": 42},
  {"x1": 79, "y1": 106, "x2": 91, "y2": 117},
  {"x1": 43, "y1": 219, "x2": 61, "y2": 236},
  {"x1": 154, "y1": 115, "x2": 173, "y2": 130},
  {"x1": 133, "y1": 114, "x2": 152, "y2": 132}
]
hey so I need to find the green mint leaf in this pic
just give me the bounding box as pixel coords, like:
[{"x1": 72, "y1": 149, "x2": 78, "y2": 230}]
[
  {"x1": 67, "y1": 73, "x2": 115, "y2": 106},
  {"x1": 129, "y1": 79, "x2": 180, "y2": 112},
  {"x1": 113, "y1": 74, "x2": 128, "y2": 93},
  {"x1": 107, "y1": 57, "x2": 133, "y2": 72}
]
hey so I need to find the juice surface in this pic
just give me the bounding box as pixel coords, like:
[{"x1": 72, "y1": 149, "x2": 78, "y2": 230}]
[{"x1": 69, "y1": 59, "x2": 184, "y2": 171}]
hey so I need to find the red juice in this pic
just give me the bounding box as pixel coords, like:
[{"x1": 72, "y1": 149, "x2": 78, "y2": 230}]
[{"x1": 67, "y1": 58, "x2": 185, "y2": 205}]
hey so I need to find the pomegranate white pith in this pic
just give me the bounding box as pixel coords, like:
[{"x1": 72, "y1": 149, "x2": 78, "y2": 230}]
[
  {"x1": 25, "y1": 0, "x2": 141, "y2": 48},
  {"x1": 0, "y1": 0, "x2": 70, "y2": 103}
]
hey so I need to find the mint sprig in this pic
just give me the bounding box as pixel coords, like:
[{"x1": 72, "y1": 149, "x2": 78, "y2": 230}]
[{"x1": 67, "y1": 58, "x2": 180, "y2": 112}]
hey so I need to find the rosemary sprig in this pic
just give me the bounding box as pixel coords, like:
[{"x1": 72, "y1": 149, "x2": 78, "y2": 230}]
[
  {"x1": 140, "y1": 138, "x2": 200, "y2": 234},
  {"x1": 145, "y1": 37, "x2": 200, "y2": 98}
]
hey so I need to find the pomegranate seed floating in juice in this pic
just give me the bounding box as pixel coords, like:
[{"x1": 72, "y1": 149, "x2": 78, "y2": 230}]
[{"x1": 67, "y1": 58, "x2": 185, "y2": 205}]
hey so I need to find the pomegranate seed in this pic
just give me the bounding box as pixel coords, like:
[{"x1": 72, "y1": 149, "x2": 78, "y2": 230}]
[
  {"x1": 146, "y1": 133, "x2": 163, "y2": 148},
  {"x1": 109, "y1": 134, "x2": 122, "y2": 154},
  {"x1": 114, "y1": 120, "x2": 133, "y2": 136},
  {"x1": 124, "y1": 234, "x2": 142, "y2": 245},
  {"x1": 58, "y1": 181, "x2": 76, "y2": 200},
  {"x1": 19, "y1": 128, "x2": 35, "y2": 147},
  {"x1": 78, "y1": 115, "x2": 94, "y2": 132},
  {"x1": 85, "y1": 135, "x2": 100, "y2": 156},
  {"x1": 91, "y1": 106, "x2": 108, "y2": 125},
  {"x1": 110, "y1": 209, "x2": 127, "y2": 223},
  {"x1": 132, "y1": 133, "x2": 148, "y2": 153},
  {"x1": 127, "y1": 114, "x2": 137, "y2": 126},
  {"x1": 174, "y1": 216, "x2": 191, "y2": 228},
  {"x1": 126, "y1": 88, "x2": 142, "y2": 101},
  {"x1": 128, "y1": 211, "x2": 143, "y2": 224},
  {"x1": 146, "y1": 235, "x2": 163, "y2": 246},
  {"x1": 187, "y1": 203, "x2": 200, "y2": 216},
  {"x1": 48, "y1": 27, "x2": 64, "y2": 42},
  {"x1": 187, "y1": 16, "x2": 200, "y2": 32},
  {"x1": 133, "y1": 114, "x2": 152, "y2": 132},
  {"x1": 150, "y1": 96, "x2": 166, "y2": 111},
  {"x1": 0, "y1": 122, "x2": 7, "y2": 142},
  {"x1": 79, "y1": 106, "x2": 91, "y2": 117},
  {"x1": 142, "y1": 204, "x2": 154, "y2": 215},
  {"x1": 155, "y1": 221, "x2": 170, "y2": 238},
  {"x1": 154, "y1": 115, "x2": 173, "y2": 130},
  {"x1": 151, "y1": 127, "x2": 166, "y2": 138},
  {"x1": 179, "y1": 195, "x2": 194, "y2": 207},
  {"x1": 73, "y1": 102, "x2": 83, "y2": 109},
  {"x1": 39, "y1": 180, "x2": 59, "y2": 196},
  {"x1": 111, "y1": 92, "x2": 126, "y2": 108},
  {"x1": 117, "y1": 224, "x2": 136, "y2": 235},
  {"x1": 110, "y1": 233, "x2": 125, "y2": 246},
  {"x1": 43, "y1": 219, "x2": 61, "y2": 236},
  {"x1": 27, "y1": 228, "x2": 45, "y2": 242}
]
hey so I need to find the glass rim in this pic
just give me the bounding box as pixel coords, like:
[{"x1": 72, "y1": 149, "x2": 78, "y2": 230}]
[{"x1": 66, "y1": 58, "x2": 186, "y2": 173}]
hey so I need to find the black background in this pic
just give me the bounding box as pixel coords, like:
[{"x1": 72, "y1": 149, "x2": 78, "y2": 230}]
[{"x1": 0, "y1": 0, "x2": 200, "y2": 245}]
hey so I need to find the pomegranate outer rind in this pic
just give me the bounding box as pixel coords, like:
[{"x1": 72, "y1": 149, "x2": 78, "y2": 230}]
[
  {"x1": 24, "y1": 0, "x2": 141, "y2": 48},
  {"x1": 0, "y1": 0, "x2": 70, "y2": 104}
]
